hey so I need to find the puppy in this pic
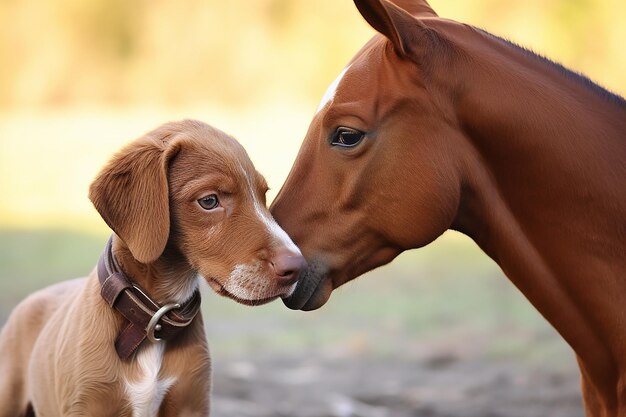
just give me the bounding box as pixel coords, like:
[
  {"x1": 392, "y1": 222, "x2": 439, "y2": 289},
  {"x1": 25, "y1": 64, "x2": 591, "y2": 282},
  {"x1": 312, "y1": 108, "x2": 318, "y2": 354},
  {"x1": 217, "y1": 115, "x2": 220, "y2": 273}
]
[{"x1": 0, "y1": 119, "x2": 304, "y2": 416}]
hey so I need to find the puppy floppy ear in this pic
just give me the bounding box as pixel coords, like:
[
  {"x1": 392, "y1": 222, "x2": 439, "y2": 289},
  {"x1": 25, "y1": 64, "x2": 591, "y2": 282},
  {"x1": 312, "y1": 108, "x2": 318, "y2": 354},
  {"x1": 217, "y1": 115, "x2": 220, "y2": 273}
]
[{"x1": 89, "y1": 128, "x2": 181, "y2": 264}]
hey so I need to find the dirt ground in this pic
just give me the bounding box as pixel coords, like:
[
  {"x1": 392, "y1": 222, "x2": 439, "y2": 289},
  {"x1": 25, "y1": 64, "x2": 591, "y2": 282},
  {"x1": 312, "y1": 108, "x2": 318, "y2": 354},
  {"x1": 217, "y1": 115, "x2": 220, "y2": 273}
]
[
  {"x1": 211, "y1": 355, "x2": 583, "y2": 417},
  {"x1": 209, "y1": 333, "x2": 584, "y2": 417}
]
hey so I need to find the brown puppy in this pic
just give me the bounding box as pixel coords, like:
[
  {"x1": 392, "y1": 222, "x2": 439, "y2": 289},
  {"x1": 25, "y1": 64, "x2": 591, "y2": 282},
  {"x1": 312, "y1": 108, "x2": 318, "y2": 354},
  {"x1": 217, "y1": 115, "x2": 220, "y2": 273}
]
[{"x1": 0, "y1": 119, "x2": 304, "y2": 416}]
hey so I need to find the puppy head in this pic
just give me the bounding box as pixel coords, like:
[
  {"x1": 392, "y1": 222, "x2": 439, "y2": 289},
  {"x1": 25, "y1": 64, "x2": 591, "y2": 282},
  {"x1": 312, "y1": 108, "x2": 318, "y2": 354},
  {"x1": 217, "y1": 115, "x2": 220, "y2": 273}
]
[{"x1": 89, "y1": 120, "x2": 305, "y2": 305}]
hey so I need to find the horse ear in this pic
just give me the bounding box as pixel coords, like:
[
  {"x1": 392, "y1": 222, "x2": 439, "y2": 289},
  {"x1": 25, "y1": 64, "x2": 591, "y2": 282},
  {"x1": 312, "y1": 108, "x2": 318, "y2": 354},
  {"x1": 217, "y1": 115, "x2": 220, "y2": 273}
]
[
  {"x1": 354, "y1": 0, "x2": 433, "y2": 59},
  {"x1": 89, "y1": 128, "x2": 181, "y2": 264},
  {"x1": 386, "y1": 0, "x2": 437, "y2": 17}
]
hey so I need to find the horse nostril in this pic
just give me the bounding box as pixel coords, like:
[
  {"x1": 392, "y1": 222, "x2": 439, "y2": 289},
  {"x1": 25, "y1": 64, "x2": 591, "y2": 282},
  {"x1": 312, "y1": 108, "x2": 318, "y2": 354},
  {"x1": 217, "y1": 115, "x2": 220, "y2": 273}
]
[{"x1": 270, "y1": 249, "x2": 306, "y2": 282}]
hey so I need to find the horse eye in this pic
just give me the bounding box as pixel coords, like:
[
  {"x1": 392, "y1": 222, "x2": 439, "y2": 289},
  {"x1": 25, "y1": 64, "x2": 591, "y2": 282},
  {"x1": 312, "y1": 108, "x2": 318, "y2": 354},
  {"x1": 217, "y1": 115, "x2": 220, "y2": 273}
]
[
  {"x1": 197, "y1": 194, "x2": 219, "y2": 210},
  {"x1": 331, "y1": 127, "x2": 365, "y2": 147}
]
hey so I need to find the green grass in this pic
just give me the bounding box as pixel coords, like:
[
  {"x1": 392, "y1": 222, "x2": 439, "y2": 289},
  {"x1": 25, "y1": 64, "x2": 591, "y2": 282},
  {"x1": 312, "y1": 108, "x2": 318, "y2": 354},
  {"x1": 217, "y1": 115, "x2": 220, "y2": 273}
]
[{"x1": 0, "y1": 228, "x2": 106, "y2": 304}]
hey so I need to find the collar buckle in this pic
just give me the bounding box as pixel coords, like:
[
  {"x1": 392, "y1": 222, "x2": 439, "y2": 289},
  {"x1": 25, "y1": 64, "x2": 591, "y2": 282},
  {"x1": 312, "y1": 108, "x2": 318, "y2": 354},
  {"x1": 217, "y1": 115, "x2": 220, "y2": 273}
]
[{"x1": 146, "y1": 303, "x2": 181, "y2": 343}]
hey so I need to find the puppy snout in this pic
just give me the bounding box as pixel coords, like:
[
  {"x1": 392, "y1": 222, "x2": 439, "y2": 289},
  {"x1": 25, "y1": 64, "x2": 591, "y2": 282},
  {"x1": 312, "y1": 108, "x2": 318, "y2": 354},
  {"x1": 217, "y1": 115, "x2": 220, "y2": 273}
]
[{"x1": 270, "y1": 248, "x2": 306, "y2": 283}]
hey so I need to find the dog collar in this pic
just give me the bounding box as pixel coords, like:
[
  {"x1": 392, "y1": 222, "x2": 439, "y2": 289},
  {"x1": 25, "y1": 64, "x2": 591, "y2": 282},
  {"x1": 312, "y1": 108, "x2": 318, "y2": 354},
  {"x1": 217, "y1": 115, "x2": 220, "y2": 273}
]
[{"x1": 97, "y1": 236, "x2": 201, "y2": 360}]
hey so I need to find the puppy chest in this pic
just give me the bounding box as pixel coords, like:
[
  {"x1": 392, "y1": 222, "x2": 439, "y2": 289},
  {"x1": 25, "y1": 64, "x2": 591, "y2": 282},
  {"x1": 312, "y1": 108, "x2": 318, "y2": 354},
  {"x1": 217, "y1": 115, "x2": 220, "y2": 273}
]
[{"x1": 124, "y1": 343, "x2": 176, "y2": 417}]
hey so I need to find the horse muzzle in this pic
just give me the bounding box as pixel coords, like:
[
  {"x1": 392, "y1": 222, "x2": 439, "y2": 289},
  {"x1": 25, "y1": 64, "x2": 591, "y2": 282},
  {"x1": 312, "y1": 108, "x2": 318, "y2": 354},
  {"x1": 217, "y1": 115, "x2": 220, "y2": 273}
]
[{"x1": 281, "y1": 260, "x2": 331, "y2": 310}]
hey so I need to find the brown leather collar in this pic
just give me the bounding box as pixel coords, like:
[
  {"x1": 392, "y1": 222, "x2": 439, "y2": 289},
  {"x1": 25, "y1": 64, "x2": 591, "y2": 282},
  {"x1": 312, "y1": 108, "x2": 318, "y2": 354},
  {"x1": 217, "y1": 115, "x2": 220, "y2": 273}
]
[{"x1": 97, "y1": 236, "x2": 201, "y2": 360}]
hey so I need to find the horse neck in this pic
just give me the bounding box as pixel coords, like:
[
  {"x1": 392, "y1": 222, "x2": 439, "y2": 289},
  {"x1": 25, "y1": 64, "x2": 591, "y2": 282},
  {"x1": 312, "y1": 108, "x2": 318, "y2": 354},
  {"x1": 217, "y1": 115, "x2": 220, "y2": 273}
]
[
  {"x1": 433, "y1": 21, "x2": 626, "y2": 409},
  {"x1": 448, "y1": 27, "x2": 626, "y2": 255}
]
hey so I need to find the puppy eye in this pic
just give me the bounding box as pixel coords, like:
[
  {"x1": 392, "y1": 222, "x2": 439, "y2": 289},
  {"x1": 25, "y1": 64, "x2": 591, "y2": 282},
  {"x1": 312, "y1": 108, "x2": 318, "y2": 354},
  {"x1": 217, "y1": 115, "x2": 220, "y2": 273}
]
[
  {"x1": 331, "y1": 127, "x2": 365, "y2": 148},
  {"x1": 198, "y1": 194, "x2": 219, "y2": 210}
]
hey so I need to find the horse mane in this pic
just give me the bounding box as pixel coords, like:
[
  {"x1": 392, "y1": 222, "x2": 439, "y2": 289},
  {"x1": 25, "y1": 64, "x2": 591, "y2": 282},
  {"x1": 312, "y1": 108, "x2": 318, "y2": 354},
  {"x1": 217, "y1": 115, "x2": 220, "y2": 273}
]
[{"x1": 477, "y1": 28, "x2": 626, "y2": 108}]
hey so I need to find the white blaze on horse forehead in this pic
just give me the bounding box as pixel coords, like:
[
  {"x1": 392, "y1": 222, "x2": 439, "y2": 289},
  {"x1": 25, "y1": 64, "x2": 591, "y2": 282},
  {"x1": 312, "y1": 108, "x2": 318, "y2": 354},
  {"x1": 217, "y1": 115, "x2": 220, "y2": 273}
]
[
  {"x1": 317, "y1": 64, "x2": 352, "y2": 113},
  {"x1": 239, "y1": 164, "x2": 301, "y2": 254}
]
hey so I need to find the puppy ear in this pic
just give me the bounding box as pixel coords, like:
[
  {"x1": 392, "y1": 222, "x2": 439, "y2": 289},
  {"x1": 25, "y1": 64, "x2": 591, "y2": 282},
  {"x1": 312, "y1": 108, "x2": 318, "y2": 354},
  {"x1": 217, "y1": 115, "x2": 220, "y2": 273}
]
[{"x1": 89, "y1": 129, "x2": 180, "y2": 264}]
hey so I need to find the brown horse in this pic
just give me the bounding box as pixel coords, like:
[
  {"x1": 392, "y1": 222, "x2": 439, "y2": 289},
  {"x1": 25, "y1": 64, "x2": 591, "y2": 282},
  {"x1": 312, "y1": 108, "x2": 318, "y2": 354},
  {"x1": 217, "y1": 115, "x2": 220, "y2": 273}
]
[{"x1": 270, "y1": 0, "x2": 626, "y2": 415}]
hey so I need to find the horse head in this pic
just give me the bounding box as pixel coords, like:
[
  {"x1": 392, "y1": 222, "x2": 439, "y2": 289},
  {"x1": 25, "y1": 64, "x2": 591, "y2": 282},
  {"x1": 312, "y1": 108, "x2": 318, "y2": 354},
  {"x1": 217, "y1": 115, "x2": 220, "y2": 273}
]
[{"x1": 271, "y1": 0, "x2": 463, "y2": 310}]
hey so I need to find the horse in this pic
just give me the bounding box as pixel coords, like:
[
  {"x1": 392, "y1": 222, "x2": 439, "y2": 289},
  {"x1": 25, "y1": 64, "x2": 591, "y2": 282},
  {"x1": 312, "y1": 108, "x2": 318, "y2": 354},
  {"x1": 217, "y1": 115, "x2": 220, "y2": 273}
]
[{"x1": 269, "y1": 0, "x2": 626, "y2": 415}]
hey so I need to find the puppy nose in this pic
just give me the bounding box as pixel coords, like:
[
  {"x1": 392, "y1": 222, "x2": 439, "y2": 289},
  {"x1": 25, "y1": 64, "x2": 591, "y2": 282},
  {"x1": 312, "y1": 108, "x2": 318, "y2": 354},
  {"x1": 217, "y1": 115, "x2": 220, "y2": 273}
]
[{"x1": 270, "y1": 248, "x2": 306, "y2": 282}]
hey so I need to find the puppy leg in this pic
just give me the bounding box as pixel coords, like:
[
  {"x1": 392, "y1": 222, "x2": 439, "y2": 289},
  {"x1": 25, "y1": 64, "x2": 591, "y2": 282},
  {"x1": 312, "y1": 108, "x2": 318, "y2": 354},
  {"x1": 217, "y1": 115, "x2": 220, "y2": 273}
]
[
  {"x1": 0, "y1": 297, "x2": 45, "y2": 417},
  {"x1": 0, "y1": 279, "x2": 85, "y2": 417}
]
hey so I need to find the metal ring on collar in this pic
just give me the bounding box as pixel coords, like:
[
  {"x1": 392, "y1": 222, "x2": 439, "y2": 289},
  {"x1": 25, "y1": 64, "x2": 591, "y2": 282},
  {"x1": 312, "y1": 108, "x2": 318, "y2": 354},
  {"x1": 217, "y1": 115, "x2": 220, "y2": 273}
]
[{"x1": 146, "y1": 303, "x2": 181, "y2": 343}]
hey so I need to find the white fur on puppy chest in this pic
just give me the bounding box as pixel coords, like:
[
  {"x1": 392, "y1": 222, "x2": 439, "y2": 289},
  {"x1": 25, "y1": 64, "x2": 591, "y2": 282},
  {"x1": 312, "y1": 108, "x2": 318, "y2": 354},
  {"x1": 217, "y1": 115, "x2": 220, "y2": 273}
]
[{"x1": 125, "y1": 343, "x2": 176, "y2": 417}]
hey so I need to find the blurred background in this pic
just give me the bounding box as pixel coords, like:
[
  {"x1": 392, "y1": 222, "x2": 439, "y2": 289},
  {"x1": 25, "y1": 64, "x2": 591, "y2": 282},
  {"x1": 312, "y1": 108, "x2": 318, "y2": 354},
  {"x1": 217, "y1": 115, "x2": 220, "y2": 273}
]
[{"x1": 1, "y1": 0, "x2": 624, "y2": 416}]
